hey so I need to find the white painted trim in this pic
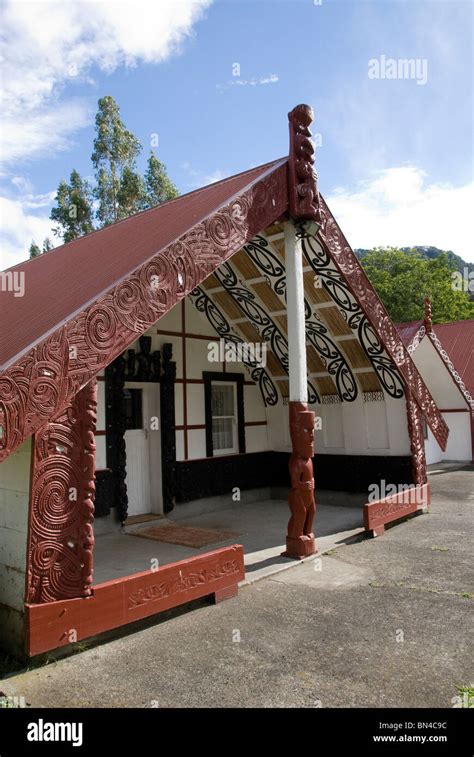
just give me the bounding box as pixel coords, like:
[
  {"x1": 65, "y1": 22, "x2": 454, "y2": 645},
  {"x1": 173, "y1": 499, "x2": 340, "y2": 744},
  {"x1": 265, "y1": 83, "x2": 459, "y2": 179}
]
[{"x1": 285, "y1": 222, "x2": 307, "y2": 403}]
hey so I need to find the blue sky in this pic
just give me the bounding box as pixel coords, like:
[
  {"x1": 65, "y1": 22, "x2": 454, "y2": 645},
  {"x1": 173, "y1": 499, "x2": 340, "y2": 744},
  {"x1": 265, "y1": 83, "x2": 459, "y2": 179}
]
[{"x1": 1, "y1": 0, "x2": 473, "y2": 268}]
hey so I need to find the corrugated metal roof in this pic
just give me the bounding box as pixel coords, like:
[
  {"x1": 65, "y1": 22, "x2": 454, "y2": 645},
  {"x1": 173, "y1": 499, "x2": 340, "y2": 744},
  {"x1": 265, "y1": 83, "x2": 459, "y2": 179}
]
[
  {"x1": 434, "y1": 319, "x2": 474, "y2": 398},
  {"x1": 397, "y1": 317, "x2": 474, "y2": 400},
  {"x1": 0, "y1": 158, "x2": 286, "y2": 369},
  {"x1": 397, "y1": 320, "x2": 423, "y2": 347}
]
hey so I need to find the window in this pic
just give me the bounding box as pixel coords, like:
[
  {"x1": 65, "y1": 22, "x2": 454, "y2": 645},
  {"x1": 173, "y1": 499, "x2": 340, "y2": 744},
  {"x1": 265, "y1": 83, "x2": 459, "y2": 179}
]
[
  {"x1": 123, "y1": 388, "x2": 143, "y2": 430},
  {"x1": 203, "y1": 372, "x2": 245, "y2": 457},
  {"x1": 211, "y1": 383, "x2": 237, "y2": 454}
]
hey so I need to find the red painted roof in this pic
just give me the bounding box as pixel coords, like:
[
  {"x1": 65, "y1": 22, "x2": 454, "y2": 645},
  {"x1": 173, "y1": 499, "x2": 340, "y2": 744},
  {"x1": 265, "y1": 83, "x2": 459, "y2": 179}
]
[
  {"x1": 0, "y1": 159, "x2": 286, "y2": 370},
  {"x1": 397, "y1": 320, "x2": 423, "y2": 347},
  {"x1": 397, "y1": 318, "x2": 474, "y2": 400},
  {"x1": 434, "y1": 320, "x2": 474, "y2": 399}
]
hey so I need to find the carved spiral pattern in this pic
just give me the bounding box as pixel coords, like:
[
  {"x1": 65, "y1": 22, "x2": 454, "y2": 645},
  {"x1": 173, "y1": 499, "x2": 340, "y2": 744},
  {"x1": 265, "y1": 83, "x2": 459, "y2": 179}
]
[
  {"x1": 85, "y1": 305, "x2": 118, "y2": 351},
  {"x1": 0, "y1": 164, "x2": 288, "y2": 460},
  {"x1": 26, "y1": 380, "x2": 97, "y2": 604}
]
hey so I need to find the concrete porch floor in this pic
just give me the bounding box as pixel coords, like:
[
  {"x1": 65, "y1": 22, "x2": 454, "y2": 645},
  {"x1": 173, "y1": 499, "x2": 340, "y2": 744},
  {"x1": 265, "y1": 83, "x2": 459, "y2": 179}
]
[{"x1": 93, "y1": 494, "x2": 365, "y2": 585}]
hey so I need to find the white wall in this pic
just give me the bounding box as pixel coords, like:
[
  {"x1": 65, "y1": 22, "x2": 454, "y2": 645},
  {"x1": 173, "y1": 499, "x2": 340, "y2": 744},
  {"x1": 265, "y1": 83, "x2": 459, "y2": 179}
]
[
  {"x1": 411, "y1": 336, "x2": 471, "y2": 463},
  {"x1": 266, "y1": 393, "x2": 411, "y2": 457},
  {"x1": 0, "y1": 437, "x2": 30, "y2": 652},
  {"x1": 426, "y1": 411, "x2": 472, "y2": 464},
  {"x1": 412, "y1": 338, "x2": 467, "y2": 409}
]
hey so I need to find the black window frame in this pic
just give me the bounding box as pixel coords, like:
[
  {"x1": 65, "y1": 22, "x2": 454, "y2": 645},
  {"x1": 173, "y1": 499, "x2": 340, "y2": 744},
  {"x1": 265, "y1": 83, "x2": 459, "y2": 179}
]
[{"x1": 203, "y1": 372, "x2": 245, "y2": 457}]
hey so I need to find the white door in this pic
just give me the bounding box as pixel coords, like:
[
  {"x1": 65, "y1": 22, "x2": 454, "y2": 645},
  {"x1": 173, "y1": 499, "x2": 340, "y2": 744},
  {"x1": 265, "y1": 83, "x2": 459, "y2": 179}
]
[{"x1": 124, "y1": 382, "x2": 160, "y2": 517}]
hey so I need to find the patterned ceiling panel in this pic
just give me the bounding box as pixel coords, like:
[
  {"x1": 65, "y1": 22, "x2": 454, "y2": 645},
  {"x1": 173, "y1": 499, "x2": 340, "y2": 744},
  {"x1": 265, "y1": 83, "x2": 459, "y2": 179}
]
[
  {"x1": 189, "y1": 286, "x2": 279, "y2": 406},
  {"x1": 298, "y1": 227, "x2": 404, "y2": 399},
  {"x1": 243, "y1": 235, "x2": 358, "y2": 402}
]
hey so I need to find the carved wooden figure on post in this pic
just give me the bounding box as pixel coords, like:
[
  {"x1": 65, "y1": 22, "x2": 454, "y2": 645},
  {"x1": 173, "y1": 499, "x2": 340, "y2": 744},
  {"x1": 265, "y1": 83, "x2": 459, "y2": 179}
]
[
  {"x1": 288, "y1": 104, "x2": 321, "y2": 223},
  {"x1": 284, "y1": 401, "x2": 317, "y2": 558}
]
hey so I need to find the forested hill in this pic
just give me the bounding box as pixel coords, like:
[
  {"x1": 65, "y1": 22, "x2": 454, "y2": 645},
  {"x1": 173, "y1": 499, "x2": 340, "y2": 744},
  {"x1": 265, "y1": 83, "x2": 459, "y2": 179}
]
[{"x1": 355, "y1": 246, "x2": 470, "y2": 274}]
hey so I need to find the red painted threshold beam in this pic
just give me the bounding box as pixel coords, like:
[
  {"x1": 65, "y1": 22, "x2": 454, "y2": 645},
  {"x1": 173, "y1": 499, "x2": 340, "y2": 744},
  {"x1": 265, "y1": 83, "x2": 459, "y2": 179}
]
[
  {"x1": 363, "y1": 482, "x2": 430, "y2": 537},
  {"x1": 26, "y1": 545, "x2": 244, "y2": 656}
]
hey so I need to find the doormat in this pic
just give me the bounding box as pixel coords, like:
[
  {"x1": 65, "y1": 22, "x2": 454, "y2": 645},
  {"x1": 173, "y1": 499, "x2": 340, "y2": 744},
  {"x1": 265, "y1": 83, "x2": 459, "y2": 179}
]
[{"x1": 131, "y1": 524, "x2": 239, "y2": 549}]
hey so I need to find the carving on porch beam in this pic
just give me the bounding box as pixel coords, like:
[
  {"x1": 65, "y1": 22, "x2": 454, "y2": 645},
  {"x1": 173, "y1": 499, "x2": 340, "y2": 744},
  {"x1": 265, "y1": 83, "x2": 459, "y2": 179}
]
[
  {"x1": 26, "y1": 379, "x2": 97, "y2": 604},
  {"x1": 288, "y1": 104, "x2": 321, "y2": 223},
  {"x1": 284, "y1": 402, "x2": 317, "y2": 559},
  {"x1": 243, "y1": 234, "x2": 358, "y2": 401},
  {"x1": 423, "y1": 297, "x2": 433, "y2": 334},
  {"x1": 316, "y1": 197, "x2": 449, "y2": 451},
  {"x1": 296, "y1": 228, "x2": 405, "y2": 399},
  {"x1": 124, "y1": 336, "x2": 161, "y2": 382},
  {"x1": 189, "y1": 286, "x2": 279, "y2": 406},
  {"x1": 405, "y1": 388, "x2": 427, "y2": 486},
  {"x1": 105, "y1": 355, "x2": 129, "y2": 522},
  {"x1": 160, "y1": 343, "x2": 177, "y2": 513},
  {"x1": 212, "y1": 260, "x2": 321, "y2": 403},
  {"x1": 0, "y1": 163, "x2": 288, "y2": 461}
]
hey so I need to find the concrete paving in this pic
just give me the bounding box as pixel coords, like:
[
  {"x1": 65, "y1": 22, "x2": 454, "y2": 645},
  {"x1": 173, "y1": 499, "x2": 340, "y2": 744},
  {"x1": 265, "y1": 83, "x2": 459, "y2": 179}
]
[
  {"x1": 93, "y1": 496, "x2": 365, "y2": 585},
  {"x1": 1, "y1": 467, "x2": 472, "y2": 708}
]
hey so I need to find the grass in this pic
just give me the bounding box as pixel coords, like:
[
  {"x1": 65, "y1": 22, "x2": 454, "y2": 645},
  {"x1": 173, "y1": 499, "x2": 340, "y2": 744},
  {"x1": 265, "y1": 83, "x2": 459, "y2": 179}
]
[{"x1": 454, "y1": 684, "x2": 474, "y2": 708}]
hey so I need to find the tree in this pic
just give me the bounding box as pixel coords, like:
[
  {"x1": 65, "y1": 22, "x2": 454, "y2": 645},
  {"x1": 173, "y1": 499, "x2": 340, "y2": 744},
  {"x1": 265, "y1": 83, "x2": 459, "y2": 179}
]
[
  {"x1": 29, "y1": 241, "x2": 41, "y2": 258},
  {"x1": 144, "y1": 151, "x2": 178, "y2": 207},
  {"x1": 29, "y1": 237, "x2": 54, "y2": 258},
  {"x1": 361, "y1": 247, "x2": 474, "y2": 323},
  {"x1": 50, "y1": 170, "x2": 94, "y2": 243},
  {"x1": 116, "y1": 165, "x2": 147, "y2": 219},
  {"x1": 92, "y1": 96, "x2": 142, "y2": 225}
]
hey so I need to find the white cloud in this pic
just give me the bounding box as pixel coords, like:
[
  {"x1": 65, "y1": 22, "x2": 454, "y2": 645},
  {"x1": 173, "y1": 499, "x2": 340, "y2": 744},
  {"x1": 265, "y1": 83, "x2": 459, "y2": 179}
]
[
  {"x1": 0, "y1": 0, "x2": 213, "y2": 164},
  {"x1": 182, "y1": 162, "x2": 225, "y2": 188},
  {"x1": 0, "y1": 195, "x2": 56, "y2": 270},
  {"x1": 217, "y1": 74, "x2": 279, "y2": 92},
  {"x1": 0, "y1": 0, "x2": 212, "y2": 270},
  {"x1": 326, "y1": 166, "x2": 474, "y2": 263}
]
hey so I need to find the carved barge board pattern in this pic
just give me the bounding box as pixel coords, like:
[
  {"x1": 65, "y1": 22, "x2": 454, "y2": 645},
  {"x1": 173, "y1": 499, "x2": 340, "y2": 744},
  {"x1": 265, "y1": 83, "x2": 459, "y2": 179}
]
[
  {"x1": 363, "y1": 483, "x2": 430, "y2": 537},
  {"x1": 26, "y1": 379, "x2": 97, "y2": 604},
  {"x1": 26, "y1": 545, "x2": 245, "y2": 656},
  {"x1": 0, "y1": 163, "x2": 288, "y2": 461},
  {"x1": 317, "y1": 198, "x2": 449, "y2": 451}
]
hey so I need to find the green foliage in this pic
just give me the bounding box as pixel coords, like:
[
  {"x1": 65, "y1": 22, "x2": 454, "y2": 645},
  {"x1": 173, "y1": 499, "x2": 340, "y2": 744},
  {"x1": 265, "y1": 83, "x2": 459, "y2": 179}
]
[
  {"x1": 28, "y1": 96, "x2": 179, "y2": 257},
  {"x1": 50, "y1": 170, "x2": 94, "y2": 243},
  {"x1": 92, "y1": 95, "x2": 142, "y2": 224},
  {"x1": 145, "y1": 151, "x2": 179, "y2": 206},
  {"x1": 357, "y1": 245, "x2": 468, "y2": 276},
  {"x1": 116, "y1": 166, "x2": 147, "y2": 219},
  {"x1": 361, "y1": 247, "x2": 474, "y2": 323},
  {"x1": 29, "y1": 240, "x2": 41, "y2": 258},
  {"x1": 29, "y1": 238, "x2": 54, "y2": 258}
]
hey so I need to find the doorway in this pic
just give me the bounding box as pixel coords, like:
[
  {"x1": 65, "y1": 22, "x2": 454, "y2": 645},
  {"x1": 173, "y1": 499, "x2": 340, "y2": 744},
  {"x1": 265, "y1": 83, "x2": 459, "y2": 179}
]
[{"x1": 124, "y1": 382, "x2": 161, "y2": 517}]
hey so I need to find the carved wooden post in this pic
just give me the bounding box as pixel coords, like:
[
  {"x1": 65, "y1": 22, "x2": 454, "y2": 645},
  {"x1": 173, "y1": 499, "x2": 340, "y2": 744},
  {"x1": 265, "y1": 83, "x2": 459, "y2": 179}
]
[
  {"x1": 26, "y1": 379, "x2": 97, "y2": 603},
  {"x1": 160, "y1": 343, "x2": 177, "y2": 513},
  {"x1": 105, "y1": 354, "x2": 128, "y2": 523},
  {"x1": 288, "y1": 103, "x2": 321, "y2": 223},
  {"x1": 405, "y1": 387, "x2": 427, "y2": 487},
  {"x1": 282, "y1": 104, "x2": 321, "y2": 559}
]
